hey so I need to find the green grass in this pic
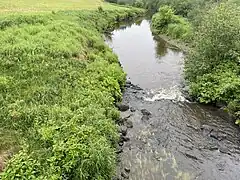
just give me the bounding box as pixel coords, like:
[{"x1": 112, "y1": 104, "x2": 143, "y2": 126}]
[
  {"x1": 0, "y1": 6, "x2": 144, "y2": 179},
  {"x1": 0, "y1": 0, "x2": 124, "y2": 14}
]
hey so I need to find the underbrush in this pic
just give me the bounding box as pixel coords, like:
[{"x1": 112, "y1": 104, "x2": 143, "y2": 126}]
[{"x1": 0, "y1": 7, "x2": 144, "y2": 179}]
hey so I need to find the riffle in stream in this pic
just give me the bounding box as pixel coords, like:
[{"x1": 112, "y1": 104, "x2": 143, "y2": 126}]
[{"x1": 106, "y1": 20, "x2": 240, "y2": 180}]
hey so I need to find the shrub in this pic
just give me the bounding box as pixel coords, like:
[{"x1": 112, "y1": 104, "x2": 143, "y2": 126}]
[{"x1": 151, "y1": 5, "x2": 192, "y2": 41}]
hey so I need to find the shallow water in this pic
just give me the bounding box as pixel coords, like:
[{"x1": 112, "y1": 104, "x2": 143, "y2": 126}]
[{"x1": 106, "y1": 20, "x2": 240, "y2": 180}]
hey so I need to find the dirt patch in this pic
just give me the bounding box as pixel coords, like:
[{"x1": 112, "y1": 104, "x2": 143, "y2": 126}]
[
  {"x1": 0, "y1": 150, "x2": 13, "y2": 172},
  {"x1": 0, "y1": 153, "x2": 7, "y2": 172}
]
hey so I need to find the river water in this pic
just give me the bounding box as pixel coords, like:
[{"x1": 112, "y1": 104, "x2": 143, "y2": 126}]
[{"x1": 106, "y1": 20, "x2": 240, "y2": 180}]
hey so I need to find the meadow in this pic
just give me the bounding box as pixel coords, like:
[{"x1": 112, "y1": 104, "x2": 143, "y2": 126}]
[{"x1": 0, "y1": 0, "x2": 103, "y2": 13}]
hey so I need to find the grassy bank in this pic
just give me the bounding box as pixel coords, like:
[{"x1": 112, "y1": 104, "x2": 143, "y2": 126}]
[{"x1": 0, "y1": 5, "x2": 144, "y2": 179}]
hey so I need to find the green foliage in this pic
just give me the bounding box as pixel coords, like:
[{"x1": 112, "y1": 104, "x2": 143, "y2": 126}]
[
  {"x1": 185, "y1": 3, "x2": 240, "y2": 81},
  {"x1": 133, "y1": 0, "x2": 144, "y2": 8},
  {"x1": 151, "y1": 5, "x2": 192, "y2": 41},
  {"x1": 157, "y1": 0, "x2": 193, "y2": 16},
  {"x1": 142, "y1": 0, "x2": 193, "y2": 15},
  {"x1": 186, "y1": 0, "x2": 220, "y2": 26},
  {"x1": 185, "y1": 3, "x2": 240, "y2": 121},
  {"x1": 0, "y1": 8, "x2": 144, "y2": 179},
  {"x1": 105, "y1": 0, "x2": 118, "y2": 3},
  {"x1": 142, "y1": 0, "x2": 222, "y2": 16},
  {"x1": 105, "y1": 0, "x2": 144, "y2": 7},
  {"x1": 151, "y1": 5, "x2": 175, "y2": 33}
]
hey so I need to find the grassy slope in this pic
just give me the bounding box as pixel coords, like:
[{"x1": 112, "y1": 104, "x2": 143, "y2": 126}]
[{"x1": 0, "y1": 1, "x2": 144, "y2": 179}]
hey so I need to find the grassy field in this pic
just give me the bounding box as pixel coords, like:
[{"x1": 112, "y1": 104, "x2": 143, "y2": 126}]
[{"x1": 0, "y1": 0, "x2": 117, "y2": 13}]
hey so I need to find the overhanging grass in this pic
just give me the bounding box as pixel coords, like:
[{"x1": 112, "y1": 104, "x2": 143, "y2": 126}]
[{"x1": 0, "y1": 7, "x2": 144, "y2": 179}]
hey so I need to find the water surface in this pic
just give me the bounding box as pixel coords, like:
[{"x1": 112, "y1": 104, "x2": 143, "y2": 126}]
[{"x1": 106, "y1": 20, "x2": 240, "y2": 180}]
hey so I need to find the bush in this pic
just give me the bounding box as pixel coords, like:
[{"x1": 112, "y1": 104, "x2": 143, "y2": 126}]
[
  {"x1": 133, "y1": 0, "x2": 144, "y2": 8},
  {"x1": 151, "y1": 5, "x2": 192, "y2": 41}
]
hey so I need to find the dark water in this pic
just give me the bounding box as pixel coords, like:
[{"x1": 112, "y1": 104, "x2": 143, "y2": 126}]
[
  {"x1": 107, "y1": 20, "x2": 183, "y2": 91},
  {"x1": 106, "y1": 20, "x2": 240, "y2": 180}
]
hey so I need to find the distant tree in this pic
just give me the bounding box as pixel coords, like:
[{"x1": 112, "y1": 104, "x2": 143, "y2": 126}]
[{"x1": 105, "y1": 0, "x2": 118, "y2": 3}]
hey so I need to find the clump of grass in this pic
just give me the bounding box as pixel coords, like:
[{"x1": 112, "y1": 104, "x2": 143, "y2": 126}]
[{"x1": 0, "y1": 7, "x2": 144, "y2": 179}]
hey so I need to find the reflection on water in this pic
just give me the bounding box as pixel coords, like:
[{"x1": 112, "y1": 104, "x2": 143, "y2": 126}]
[
  {"x1": 155, "y1": 37, "x2": 168, "y2": 57},
  {"x1": 106, "y1": 20, "x2": 184, "y2": 91}
]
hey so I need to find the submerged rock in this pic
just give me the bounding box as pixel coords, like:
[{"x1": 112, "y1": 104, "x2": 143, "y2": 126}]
[
  {"x1": 125, "y1": 83, "x2": 131, "y2": 88},
  {"x1": 141, "y1": 109, "x2": 152, "y2": 116},
  {"x1": 119, "y1": 142, "x2": 124, "y2": 146},
  {"x1": 124, "y1": 167, "x2": 130, "y2": 173},
  {"x1": 121, "y1": 136, "x2": 130, "y2": 142},
  {"x1": 131, "y1": 84, "x2": 142, "y2": 90},
  {"x1": 141, "y1": 109, "x2": 152, "y2": 121},
  {"x1": 116, "y1": 146, "x2": 123, "y2": 154},
  {"x1": 116, "y1": 118, "x2": 124, "y2": 125},
  {"x1": 126, "y1": 80, "x2": 131, "y2": 85},
  {"x1": 121, "y1": 172, "x2": 129, "y2": 179},
  {"x1": 125, "y1": 80, "x2": 132, "y2": 88},
  {"x1": 216, "y1": 162, "x2": 225, "y2": 171},
  {"x1": 125, "y1": 120, "x2": 133, "y2": 128},
  {"x1": 219, "y1": 146, "x2": 230, "y2": 155},
  {"x1": 120, "y1": 126, "x2": 128, "y2": 136},
  {"x1": 130, "y1": 107, "x2": 136, "y2": 112},
  {"x1": 116, "y1": 103, "x2": 129, "y2": 111},
  {"x1": 141, "y1": 115, "x2": 150, "y2": 121}
]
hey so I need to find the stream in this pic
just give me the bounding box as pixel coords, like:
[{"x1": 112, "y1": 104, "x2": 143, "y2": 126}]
[{"x1": 106, "y1": 20, "x2": 240, "y2": 180}]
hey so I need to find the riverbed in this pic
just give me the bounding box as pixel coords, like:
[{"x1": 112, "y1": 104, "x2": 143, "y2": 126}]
[{"x1": 106, "y1": 20, "x2": 240, "y2": 180}]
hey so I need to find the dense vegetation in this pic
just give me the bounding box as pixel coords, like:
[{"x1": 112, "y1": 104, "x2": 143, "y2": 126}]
[
  {"x1": 151, "y1": 6, "x2": 192, "y2": 41},
  {"x1": 106, "y1": 0, "x2": 222, "y2": 14},
  {"x1": 185, "y1": 3, "x2": 240, "y2": 123},
  {"x1": 0, "y1": 7, "x2": 144, "y2": 179},
  {"x1": 149, "y1": 0, "x2": 240, "y2": 123}
]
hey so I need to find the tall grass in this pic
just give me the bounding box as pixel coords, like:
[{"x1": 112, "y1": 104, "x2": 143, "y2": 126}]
[{"x1": 0, "y1": 7, "x2": 144, "y2": 179}]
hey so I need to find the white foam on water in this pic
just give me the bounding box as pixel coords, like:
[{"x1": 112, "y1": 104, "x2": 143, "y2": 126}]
[{"x1": 144, "y1": 86, "x2": 186, "y2": 102}]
